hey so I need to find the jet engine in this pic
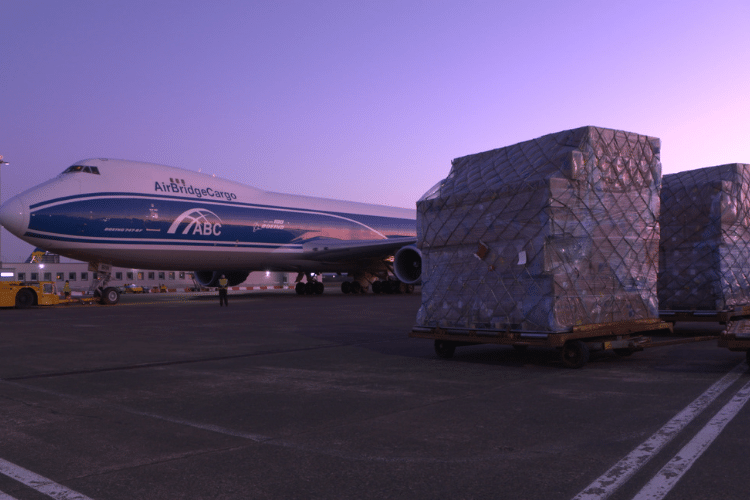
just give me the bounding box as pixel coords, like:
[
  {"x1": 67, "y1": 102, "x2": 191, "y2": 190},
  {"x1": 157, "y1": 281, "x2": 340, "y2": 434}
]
[
  {"x1": 194, "y1": 271, "x2": 250, "y2": 287},
  {"x1": 393, "y1": 245, "x2": 422, "y2": 285}
]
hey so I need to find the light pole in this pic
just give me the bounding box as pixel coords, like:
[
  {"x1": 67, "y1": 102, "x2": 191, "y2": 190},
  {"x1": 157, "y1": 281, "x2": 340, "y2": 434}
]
[{"x1": 0, "y1": 155, "x2": 7, "y2": 267}]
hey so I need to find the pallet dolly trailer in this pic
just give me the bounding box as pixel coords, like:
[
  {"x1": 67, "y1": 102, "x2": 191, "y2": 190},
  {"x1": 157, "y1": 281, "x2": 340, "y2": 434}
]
[
  {"x1": 718, "y1": 319, "x2": 750, "y2": 364},
  {"x1": 411, "y1": 318, "x2": 717, "y2": 368},
  {"x1": 660, "y1": 305, "x2": 750, "y2": 325}
]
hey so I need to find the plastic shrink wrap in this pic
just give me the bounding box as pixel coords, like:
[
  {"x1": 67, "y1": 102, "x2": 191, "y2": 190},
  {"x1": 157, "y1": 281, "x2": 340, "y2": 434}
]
[
  {"x1": 659, "y1": 163, "x2": 750, "y2": 311},
  {"x1": 415, "y1": 126, "x2": 661, "y2": 332}
]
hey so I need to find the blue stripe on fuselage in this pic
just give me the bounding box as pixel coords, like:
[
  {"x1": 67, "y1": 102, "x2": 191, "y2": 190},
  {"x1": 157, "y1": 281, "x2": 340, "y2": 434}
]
[
  {"x1": 28, "y1": 193, "x2": 415, "y2": 246},
  {"x1": 23, "y1": 230, "x2": 301, "y2": 249}
]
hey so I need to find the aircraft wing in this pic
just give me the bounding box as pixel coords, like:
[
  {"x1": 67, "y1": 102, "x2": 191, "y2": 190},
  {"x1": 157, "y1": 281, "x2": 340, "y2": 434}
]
[{"x1": 301, "y1": 236, "x2": 416, "y2": 263}]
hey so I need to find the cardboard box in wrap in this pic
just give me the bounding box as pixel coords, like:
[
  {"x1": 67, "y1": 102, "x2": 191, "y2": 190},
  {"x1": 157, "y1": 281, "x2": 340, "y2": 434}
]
[
  {"x1": 416, "y1": 126, "x2": 661, "y2": 332},
  {"x1": 659, "y1": 163, "x2": 750, "y2": 311}
]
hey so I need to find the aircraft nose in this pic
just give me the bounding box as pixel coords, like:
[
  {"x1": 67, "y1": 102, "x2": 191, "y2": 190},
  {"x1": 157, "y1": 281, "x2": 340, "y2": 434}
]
[{"x1": 0, "y1": 195, "x2": 29, "y2": 237}]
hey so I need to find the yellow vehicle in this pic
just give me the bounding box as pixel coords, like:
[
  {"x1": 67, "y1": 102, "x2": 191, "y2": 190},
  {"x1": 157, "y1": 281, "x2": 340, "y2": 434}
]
[
  {"x1": 121, "y1": 283, "x2": 147, "y2": 294},
  {"x1": 0, "y1": 281, "x2": 119, "y2": 308},
  {"x1": 0, "y1": 281, "x2": 63, "y2": 308}
]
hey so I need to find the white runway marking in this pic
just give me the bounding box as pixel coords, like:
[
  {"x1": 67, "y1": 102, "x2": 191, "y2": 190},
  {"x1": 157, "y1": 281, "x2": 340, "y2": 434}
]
[
  {"x1": 0, "y1": 489, "x2": 19, "y2": 500},
  {"x1": 632, "y1": 377, "x2": 750, "y2": 500},
  {"x1": 0, "y1": 458, "x2": 94, "y2": 500},
  {"x1": 573, "y1": 361, "x2": 747, "y2": 500}
]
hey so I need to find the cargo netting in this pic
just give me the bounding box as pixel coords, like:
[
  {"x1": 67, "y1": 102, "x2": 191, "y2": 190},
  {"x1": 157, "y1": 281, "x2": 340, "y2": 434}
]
[
  {"x1": 416, "y1": 126, "x2": 662, "y2": 332},
  {"x1": 659, "y1": 163, "x2": 750, "y2": 311}
]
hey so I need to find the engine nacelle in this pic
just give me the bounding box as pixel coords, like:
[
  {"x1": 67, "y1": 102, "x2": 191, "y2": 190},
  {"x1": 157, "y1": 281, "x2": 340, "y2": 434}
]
[
  {"x1": 393, "y1": 245, "x2": 422, "y2": 285},
  {"x1": 193, "y1": 271, "x2": 250, "y2": 287}
]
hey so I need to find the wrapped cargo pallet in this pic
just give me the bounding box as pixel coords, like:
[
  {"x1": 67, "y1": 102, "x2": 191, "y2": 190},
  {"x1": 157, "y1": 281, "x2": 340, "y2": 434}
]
[
  {"x1": 659, "y1": 163, "x2": 750, "y2": 312},
  {"x1": 415, "y1": 126, "x2": 661, "y2": 332}
]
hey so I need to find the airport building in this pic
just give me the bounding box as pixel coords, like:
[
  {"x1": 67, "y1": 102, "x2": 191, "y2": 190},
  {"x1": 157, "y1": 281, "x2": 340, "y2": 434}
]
[{"x1": 0, "y1": 250, "x2": 294, "y2": 292}]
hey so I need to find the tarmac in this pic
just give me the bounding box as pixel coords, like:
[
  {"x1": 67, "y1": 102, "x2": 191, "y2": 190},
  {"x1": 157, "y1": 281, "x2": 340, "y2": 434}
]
[{"x1": 0, "y1": 288, "x2": 748, "y2": 499}]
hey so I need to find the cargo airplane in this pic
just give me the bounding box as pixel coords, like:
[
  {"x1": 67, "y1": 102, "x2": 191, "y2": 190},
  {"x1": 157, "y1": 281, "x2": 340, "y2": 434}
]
[{"x1": 0, "y1": 159, "x2": 422, "y2": 304}]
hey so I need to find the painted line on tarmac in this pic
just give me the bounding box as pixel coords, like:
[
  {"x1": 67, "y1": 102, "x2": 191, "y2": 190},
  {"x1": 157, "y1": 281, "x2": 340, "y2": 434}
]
[
  {"x1": 114, "y1": 405, "x2": 272, "y2": 442},
  {"x1": 3, "y1": 379, "x2": 515, "y2": 465},
  {"x1": 632, "y1": 376, "x2": 750, "y2": 500},
  {"x1": 3, "y1": 336, "x2": 406, "y2": 382},
  {"x1": 0, "y1": 457, "x2": 94, "y2": 500},
  {"x1": 0, "y1": 489, "x2": 18, "y2": 500},
  {"x1": 572, "y1": 361, "x2": 747, "y2": 500}
]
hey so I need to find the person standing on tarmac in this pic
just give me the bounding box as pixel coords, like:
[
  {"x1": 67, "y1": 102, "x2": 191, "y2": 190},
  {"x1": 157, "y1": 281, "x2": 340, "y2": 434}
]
[
  {"x1": 63, "y1": 280, "x2": 71, "y2": 299},
  {"x1": 218, "y1": 275, "x2": 229, "y2": 307}
]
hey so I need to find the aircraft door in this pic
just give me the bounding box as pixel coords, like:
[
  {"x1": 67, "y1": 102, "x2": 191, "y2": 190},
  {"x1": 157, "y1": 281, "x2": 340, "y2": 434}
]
[{"x1": 144, "y1": 203, "x2": 161, "y2": 232}]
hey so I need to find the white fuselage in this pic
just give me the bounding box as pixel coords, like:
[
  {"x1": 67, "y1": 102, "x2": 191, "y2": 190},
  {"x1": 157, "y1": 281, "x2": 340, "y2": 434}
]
[{"x1": 0, "y1": 159, "x2": 416, "y2": 273}]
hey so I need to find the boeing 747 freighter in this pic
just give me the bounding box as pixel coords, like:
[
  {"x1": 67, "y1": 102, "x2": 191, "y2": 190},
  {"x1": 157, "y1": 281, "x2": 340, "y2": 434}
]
[{"x1": 0, "y1": 159, "x2": 422, "y2": 304}]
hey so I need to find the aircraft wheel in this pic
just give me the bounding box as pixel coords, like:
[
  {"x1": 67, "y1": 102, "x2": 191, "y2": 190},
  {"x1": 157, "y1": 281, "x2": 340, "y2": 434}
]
[
  {"x1": 314, "y1": 281, "x2": 325, "y2": 295},
  {"x1": 372, "y1": 281, "x2": 382, "y2": 294},
  {"x1": 746, "y1": 350, "x2": 750, "y2": 366},
  {"x1": 561, "y1": 340, "x2": 590, "y2": 368},
  {"x1": 434, "y1": 340, "x2": 456, "y2": 359},
  {"x1": 341, "y1": 281, "x2": 351, "y2": 294},
  {"x1": 100, "y1": 287, "x2": 120, "y2": 305},
  {"x1": 15, "y1": 289, "x2": 34, "y2": 309},
  {"x1": 295, "y1": 282, "x2": 306, "y2": 295},
  {"x1": 350, "y1": 281, "x2": 362, "y2": 294},
  {"x1": 304, "y1": 282, "x2": 315, "y2": 295}
]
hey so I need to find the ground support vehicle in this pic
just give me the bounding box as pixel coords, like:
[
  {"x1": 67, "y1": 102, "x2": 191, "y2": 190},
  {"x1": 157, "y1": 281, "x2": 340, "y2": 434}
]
[
  {"x1": 0, "y1": 281, "x2": 117, "y2": 308},
  {"x1": 718, "y1": 320, "x2": 750, "y2": 364},
  {"x1": 660, "y1": 305, "x2": 750, "y2": 325},
  {"x1": 1, "y1": 281, "x2": 60, "y2": 308},
  {"x1": 410, "y1": 318, "x2": 718, "y2": 368}
]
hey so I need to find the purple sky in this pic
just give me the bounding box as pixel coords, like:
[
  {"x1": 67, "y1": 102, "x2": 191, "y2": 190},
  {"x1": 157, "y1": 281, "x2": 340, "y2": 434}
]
[{"x1": 2, "y1": 0, "x2": 750, "y2": 262}]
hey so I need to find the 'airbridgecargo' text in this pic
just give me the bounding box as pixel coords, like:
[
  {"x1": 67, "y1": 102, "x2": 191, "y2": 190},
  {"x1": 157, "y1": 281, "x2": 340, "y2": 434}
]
[{"x1": 154, "y1": 182, "x2": 237, "y2": 201}]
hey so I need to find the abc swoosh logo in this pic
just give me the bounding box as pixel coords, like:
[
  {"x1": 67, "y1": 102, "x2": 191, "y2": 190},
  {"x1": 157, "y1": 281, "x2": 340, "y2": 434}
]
[{"x1": 167, "y1": 208, "x2": 223, "y2": 236}]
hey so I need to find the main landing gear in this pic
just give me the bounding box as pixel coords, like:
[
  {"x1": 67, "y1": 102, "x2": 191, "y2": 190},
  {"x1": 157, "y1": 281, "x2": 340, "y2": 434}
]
[
  {"x1": 295, "y1": 280, "x2": 325, "y2": 295},
  {"x1": 294, "y1": 273, "x2": 325, "y2": 295},
  {"x1": 371, "y1": 279, "x2": 413, "y2": 295},
  {"x1": 341, "y1": 278, "x2": 414, "y2": 294},
  {"x1": 340, "y1": 280, "x2": 362, "y2": 294},
  {"x1": 294, "y1": 273, "x2": 415, "y2": 296}
]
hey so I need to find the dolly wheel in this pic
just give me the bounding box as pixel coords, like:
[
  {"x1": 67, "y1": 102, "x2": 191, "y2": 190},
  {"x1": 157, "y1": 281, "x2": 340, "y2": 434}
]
[
  {"x1": 434, "y1": 340, "x2": 456, "y2": 359},
  {"x1": 561, "y1": 340, "x2": 590, "y2": 368}
]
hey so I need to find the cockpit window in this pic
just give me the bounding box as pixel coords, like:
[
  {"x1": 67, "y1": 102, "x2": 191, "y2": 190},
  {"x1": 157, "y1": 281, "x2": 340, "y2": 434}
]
[{"x1": 63, "y1": 165, "x2": 100, "y2": 175}]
